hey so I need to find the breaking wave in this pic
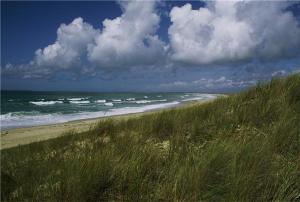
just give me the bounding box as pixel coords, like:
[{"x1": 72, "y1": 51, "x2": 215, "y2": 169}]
[
  {"x1": 30, "y1": 101, "x2": 63, "y2": 105},
  {"x1": 1, "y1": 101, "x2": 180, "y2": 130}
]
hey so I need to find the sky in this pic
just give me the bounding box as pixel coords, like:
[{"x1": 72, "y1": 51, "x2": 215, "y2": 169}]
[{"x1": 1, "y1": 0, "x2": 300, "y2": 92}]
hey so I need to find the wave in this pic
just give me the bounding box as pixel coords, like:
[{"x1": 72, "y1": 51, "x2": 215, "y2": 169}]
[
  {"x1": 1, "y1": 93, "x2": 219, "y2": 130},
  {"x1": 68, "y1": 98, "x2": 86, "y2": 101},
  {"x1": 1, "y1": 111, "x2": 41, "y2": 117},
  {"x1": 70, "y1": 100, "x2": 90, "y2": 104},
  {"x1": 135, "y1": 99, "x2": 167, "y2": 104},
  {"x1": 1, "y1": 111, "x2": 65, "y2": 129},
  {"x1": 135, "y1": 100, "x2": 152, "y2": 104},
  {"x1": 1, "y1": 101, "x2": 180, "y2": 130},
  {"x1": 156, "y1": 99, "x2": 167, "y2": 102},
  {"x1": 30, "y1": 101, "x2": 63, "y2": 105},
  {"x1": 182, "y1": 94, "x2": 218, "y2": 101},
  {"x1": 95, "y1": 99, "x2": 106, "y2": 103}
]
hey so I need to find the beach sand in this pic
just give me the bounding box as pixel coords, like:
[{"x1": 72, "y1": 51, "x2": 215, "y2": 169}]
[{"x1": 1, "y1": 100, "x2": 209, "y2": 150}]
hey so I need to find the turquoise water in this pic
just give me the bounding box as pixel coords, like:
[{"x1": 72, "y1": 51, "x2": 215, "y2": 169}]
[{"x1": 1, "y1": 91, "x2": 218, "y2": 129}]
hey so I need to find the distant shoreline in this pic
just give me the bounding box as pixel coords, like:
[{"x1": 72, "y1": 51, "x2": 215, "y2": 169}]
[
  {"x1": 1, "y1": 92, "x2": 223, "y2": 130},
  {"x1": 1, "y1": 99, "x2": 214, "y2": 150}
]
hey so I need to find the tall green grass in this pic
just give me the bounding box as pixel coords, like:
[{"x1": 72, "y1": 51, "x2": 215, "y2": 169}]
[{"x1": 1, "y1": 75, "x2": 300, "y2": 201}]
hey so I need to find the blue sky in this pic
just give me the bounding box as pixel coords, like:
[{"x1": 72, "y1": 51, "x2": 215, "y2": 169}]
[{"x1": 1, "y1": 0, "x2": 300, "y2": 92}]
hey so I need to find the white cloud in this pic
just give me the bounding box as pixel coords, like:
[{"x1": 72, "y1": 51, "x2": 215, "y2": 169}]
[
  {"x1": 3, "y1": 0, "x2": 300, "y2": 82},
  {"x1": 159, "y1": 76, "x2": 258, "y2": 91},
  {"x1": 271, "y1": 70, "x2": 287, "y2": 77},
  {"x1": 88, "y1": 0, "x2": 166, "y2": 68},
  {"x1": 168, "y1": 1, "x2": 300, "y2": 65},
  {"x1": 292, "y1": 68, "x2": 300, "y2": 74},
  {"x1": 4, "y1": 1, "x2": 166, "y2": 79},
  {"x1": 34, "y1": 17, "x2": 98, "y2": 69}
]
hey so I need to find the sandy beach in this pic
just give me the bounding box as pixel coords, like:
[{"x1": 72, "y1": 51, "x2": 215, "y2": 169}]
[
  {"x1": 1, "y1": 113, "x2": 139, "y2": 150},
  {"x1": 1, "y1": 100, "x2": 208, "y2": 150}
]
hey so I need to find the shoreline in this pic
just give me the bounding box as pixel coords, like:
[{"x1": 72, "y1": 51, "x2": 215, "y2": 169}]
[{"x1": 1, "y1": 99, "x2": 211, "y2": 150}]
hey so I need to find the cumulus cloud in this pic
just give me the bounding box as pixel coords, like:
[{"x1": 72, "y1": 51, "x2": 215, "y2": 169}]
[
  {"x1": 88, "y1": 1, "x2": 166, "y2": 68},
  {"x1": 2, "y1": 0, "x2": 300, "y2": 83},
  {"x1": 168, "y1": 0, "x2": 300, "y2": 65},
  {"x1": 3, "y1": 0, "x2": 166, "y2": 79},
  {"x1": 34, "y1": 17, "x2": 98, "y2": 69},
  {"x1": 2, "y1": 17, "x2": 99, "y2": 79}
]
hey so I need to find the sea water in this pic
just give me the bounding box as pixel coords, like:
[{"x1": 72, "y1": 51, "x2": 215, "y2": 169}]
[{"x1": 1, "y1": 91, "x2": 218, "y2": 129}]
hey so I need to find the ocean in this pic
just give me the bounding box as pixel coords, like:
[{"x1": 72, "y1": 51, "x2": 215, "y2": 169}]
[{"x1": 1, "y1": 91, "x2": 218, "y2": 130}]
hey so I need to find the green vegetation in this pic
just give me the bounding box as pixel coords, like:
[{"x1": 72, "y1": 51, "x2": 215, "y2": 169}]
[{"x1": 2, "y1": 75, "x2": 300, "y2": 201}]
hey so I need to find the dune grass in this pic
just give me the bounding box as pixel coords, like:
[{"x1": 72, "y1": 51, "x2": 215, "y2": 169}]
[{"x1": 1, "y1": 75, "x2": 300, "y2": 201}]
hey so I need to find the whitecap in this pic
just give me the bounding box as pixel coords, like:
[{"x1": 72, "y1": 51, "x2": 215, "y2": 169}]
[
  {"x1": 0, "y1": 101, "x2": 181, "y2": 130},
  {"x1": 135, "y1": 99, "x2": 167, "y2": 104},
  {"x1": 95, "y1": 100, "x2": 106, "y2": 103},
  {"x1": 68, "y1": 98, "x2": 85, "y2": 101},
  {"x1": 135, "y1": 100, "x2": 152, "y2": 104},
  {"x1": 182, "y1": 94, "x2": 218, "y2": 101},
  {"x1": 30, "y1": 101, "x2": 63, "y2": 105},
  {"x1": 70, "y1": 100, "x2": 90, "y2": 104}
]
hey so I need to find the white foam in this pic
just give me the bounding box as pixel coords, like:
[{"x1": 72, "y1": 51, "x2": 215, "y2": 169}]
[
  {"x1": 1, "y1": 111, "x2": 65, "y2": 129},
  {"x1": 135, "y1": 99, "x2": 167, "y2": 104},
  {"x1": 109, "y1": 101, "x2": 180, "y2": 114},
  {"x1": 126, "y1": 98, "x2": 135, "y2": 101},
  {"x1": 1, "y1": 94, "x2": 220, "y2": 130},
  {"x1": 144, "y1": 96, "x2": 148, "y2": 98},
  {"x1": 112, "y1": 99, "x2": 122, "y2": 102},
  {"x1": 135, "y1": 100, "x2": 152, "y2": 104},
  {"x1": 95, "y1": 99, "x2": 106, "y2": 103},
  {"x1": 68, "y1": 98, "x2": 85, "y2": 101},
  {"x1": 70, "y1": 100, "x2": 90, "y2": 104},
  {"x1": 182, "y1": 94, "x2": 218, "y2": 101},
  {"x1": 30, "y1": 101, "x2": 63, "y2": 105},
  {"x1": 1, "y1": 101, "x2": 180, "y2": 130}
]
